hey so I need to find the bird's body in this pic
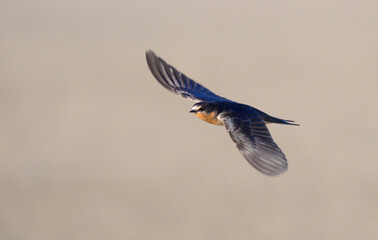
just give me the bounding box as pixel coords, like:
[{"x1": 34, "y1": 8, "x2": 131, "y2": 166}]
[
  {"x1": 192, "y1": 102, "x2": 260, "y2": 125},
  {"x1": 194, "y1": 110, "x2": 222, "y2": 125},
  {"x1": 146, "y1": 50, "x2": 298, "y2": 176}
]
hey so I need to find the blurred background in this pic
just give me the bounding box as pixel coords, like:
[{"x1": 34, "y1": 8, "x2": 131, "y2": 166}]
[{"x1": 1, "y1": 0, "x2": 377, "y2": 239}]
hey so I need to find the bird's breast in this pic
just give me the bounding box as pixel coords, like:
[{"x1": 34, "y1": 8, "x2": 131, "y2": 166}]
[{"x1": 194, "y1": 111, "x2": 223, "y2": 125}]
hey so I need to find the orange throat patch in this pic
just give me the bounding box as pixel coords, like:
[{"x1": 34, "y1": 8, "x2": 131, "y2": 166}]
[{"x1": 194, "y1": 111, "x2": 223, "y2": 125}]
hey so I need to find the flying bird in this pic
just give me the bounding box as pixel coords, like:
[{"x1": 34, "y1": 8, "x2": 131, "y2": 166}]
[{"x1": 146, "y1": 50, "x2": 298, "y2": 176}]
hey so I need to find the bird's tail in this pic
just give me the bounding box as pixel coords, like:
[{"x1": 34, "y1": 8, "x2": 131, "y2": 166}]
[{"x1": 256, "y1": 110, "x2": 299, "y2": 126}]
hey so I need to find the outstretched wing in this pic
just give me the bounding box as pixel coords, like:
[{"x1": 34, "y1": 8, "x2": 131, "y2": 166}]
[
  {"x1": 220, "y1": 112, "x2": 288, "y2": 176},
  {"x1": 146, "y1": 50, "x2": 233, "y2": 103}
]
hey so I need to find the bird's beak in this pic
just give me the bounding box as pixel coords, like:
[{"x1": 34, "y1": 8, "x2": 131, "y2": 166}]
[{"x1": 189, "y1": 109, "x2": 196, "y2": 113}]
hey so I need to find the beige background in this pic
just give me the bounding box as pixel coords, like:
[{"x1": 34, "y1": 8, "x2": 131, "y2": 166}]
[{"x1": 1, "y1": 0, "x2": 377, "y2": 239}]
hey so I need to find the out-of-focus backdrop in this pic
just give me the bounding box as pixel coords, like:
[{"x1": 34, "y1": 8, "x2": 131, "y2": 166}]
[{"x1": 1, "y1": 0, "x2": 377, "y2": 239}]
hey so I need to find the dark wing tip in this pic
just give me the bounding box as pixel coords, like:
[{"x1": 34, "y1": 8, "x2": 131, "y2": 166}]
[
  {"x1": 239, "y1": 145, "x2": 288, "y2": 176},
  {"x1": 145, "y1": 50, "x2": 156, "y2": 61},
  {"x1": 145, "y1": 50, "x2": 154, "y2": 66},
  {"x1": 145, "y1": 50, "x2": 234, "y2": 103},
  {"x1": 145, "y1": 50, "x2": 177, "y2": 93},
  {"x1": 222, "y1": 115, "x2": 289, "y2": 176},
  {"x1": 249, "y1": 152, "x2": 288, "y2": 176},
  {"x1": 145, "y1": 49, "x2": 157, "y2": 74},
  {"x1": 145, "y1": 50, "x2": 159, "y2": 78}
]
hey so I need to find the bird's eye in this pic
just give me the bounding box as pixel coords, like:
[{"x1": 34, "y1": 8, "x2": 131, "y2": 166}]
[{"x1": 198, "y1": 106, "x2": 206, "y2": 111}]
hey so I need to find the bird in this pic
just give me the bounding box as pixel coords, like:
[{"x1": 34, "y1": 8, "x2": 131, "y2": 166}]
[{"x1": 145, "y1": 50, "x2": 298, "y2": 176}]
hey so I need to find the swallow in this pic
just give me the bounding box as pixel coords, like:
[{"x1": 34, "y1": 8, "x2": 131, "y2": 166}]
[{"x1": 146, "y1": 50, "x2": 298, "y2": 176}]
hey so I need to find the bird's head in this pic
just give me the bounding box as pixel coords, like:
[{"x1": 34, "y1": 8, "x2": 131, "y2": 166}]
[
  {"x1": 189, "y1": 102, "x2": 214, "y2": 114},
  {"x1": 189, "y1": 102, "x2": 222, "y2": 125}
]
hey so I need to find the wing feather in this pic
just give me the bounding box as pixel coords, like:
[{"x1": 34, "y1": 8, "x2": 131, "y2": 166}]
[
  {"x1": 221, "y1": 112, "x2": 288, "y2": 176},
  {"x1": 146, "y1": 50, "x2": 233, "y2": 103}
]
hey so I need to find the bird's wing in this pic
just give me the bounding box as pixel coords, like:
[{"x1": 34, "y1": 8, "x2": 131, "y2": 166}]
[
  {"x1": 146, "y1": 50, "x2": 233, "y2": 103},
  {"x1": 220, "y1": 112, "x2": 288, "y2": 176}
]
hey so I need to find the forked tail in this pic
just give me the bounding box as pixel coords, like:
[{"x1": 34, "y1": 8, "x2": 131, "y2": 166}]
[{"x1": 256, "y1": 110, "x2": 299, "y2": 126}]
